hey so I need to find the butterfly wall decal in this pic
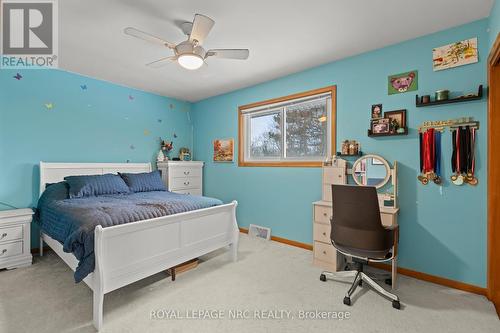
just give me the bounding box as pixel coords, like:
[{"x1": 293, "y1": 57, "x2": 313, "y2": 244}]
[
  {"x1": 80, "y1": 84, "x2": 87, "y2": 90},
  {"x1": 128, "y1": 95, "x2": 135, "y2": 101},
  {"x1": 157, "y1": 119, "x2": 162, "y2": 123},
  {"x1": 173, "y1": 133, "x2": 178, "y2": 138},
  {"x1": 129, "y1": 144, "x2": 135, "y2": 150},
  {"x1": 45, "y1": 103, "x2": 54, "y2": 110},
  {"x1": 13, "y1": 73, "x2": 22, "y2": 80}
]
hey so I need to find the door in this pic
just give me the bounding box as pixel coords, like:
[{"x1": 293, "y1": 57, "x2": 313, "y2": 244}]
[{"x1": 488, "y1": 33, "x2": 500, "y2": 316}]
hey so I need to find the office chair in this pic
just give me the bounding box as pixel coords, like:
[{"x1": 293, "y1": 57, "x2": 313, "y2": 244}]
[{"x1": 319, "y1": 184, "x2": 400, "y2": 309}]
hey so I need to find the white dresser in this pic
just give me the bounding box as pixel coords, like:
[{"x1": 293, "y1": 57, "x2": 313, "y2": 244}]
[
  {"x1": 157, "y1": 161, "x2": 204, "y2": 195},
  {"x1": 0, "y1": 208, "x2": 33, "y2": 270},
  {"x1": 313, "y1": 160, "x2": 347, "y2": 272}
]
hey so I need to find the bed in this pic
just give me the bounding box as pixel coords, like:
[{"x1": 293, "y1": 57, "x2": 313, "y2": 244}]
[{"x1": 37, "y1": 162, "x2": 239, "y2": 331}]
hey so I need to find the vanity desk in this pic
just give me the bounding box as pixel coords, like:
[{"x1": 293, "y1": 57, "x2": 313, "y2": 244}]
[{"x1": 312, "y1": 154, "x2": 399, "y2": 288}]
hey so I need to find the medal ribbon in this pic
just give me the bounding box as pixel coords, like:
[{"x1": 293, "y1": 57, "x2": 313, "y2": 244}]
[{"x1": 434, "y1": 131, "x2": 441, "y2": 177}]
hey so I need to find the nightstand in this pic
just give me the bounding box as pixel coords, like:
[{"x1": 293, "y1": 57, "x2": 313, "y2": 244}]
[
  {"x1": 0, "y1": 208, "x2": 33, "y2": 269},
  {"x1": 157, "y1": 161, "x2": 204, "y2": 195}
]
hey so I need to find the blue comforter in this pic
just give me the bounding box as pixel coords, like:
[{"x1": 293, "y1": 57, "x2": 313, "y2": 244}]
[{"x1": 36, "y1": 182, "x2": 223, "y2": 282}]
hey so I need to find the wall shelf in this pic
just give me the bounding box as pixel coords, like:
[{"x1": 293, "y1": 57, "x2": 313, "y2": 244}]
[
  {"x1": 336, "y1": 151, "x2": 363, "y2": 157},
  {"x1": 415, "y1": 85, "x2": 483, "y2": 107},
  {"x1": 367, "y1": 128, "x2": 408, "y2": 137}
]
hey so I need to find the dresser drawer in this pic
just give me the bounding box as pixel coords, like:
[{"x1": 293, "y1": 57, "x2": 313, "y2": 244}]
[
  {"x1": 313, "y1": 222, "x2": 331, "y2": 243},
  {"x1": 170, "y1": 177, "x2": 201, "y2": 190},
  {"x1": 173, "y1": 188, "x2": 202, "y2": 196},
  {"x1": 323, "y1": 167, "x2": 346, "y2": 184},
  {"x1": 0, "y1": 241, "x2": 23, "y2": 258},
  {"x1": 314, "y1": 205, "x2": 332, "y2": 224},
  {"x1": 381, "y1": 212, "x2": 397, "y2": 227},
  {"x1": 170, "y1": 167, "x2": 202, "y2": 179},
  {"x1": 313, "y1": 241, "x2": 336, "y2": 264},
  {"x1": 322, "y1": 185, "x2": 332, "y2": 202},
  {"x1": 0, "y1": 225, "x2": 23, "y2": 243}
]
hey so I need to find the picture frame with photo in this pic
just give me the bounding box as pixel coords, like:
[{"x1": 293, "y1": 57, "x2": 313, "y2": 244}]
[
  {"x1": 213, "y1": 138, "x2": 234, "y2": 162},
  {"x1": 371, "y1": 104, "x2": 383, "y2": 119},
  {"x1": 384, "y1": 109, "x2": 407, "y2": 132},
  {"x1": 371, "y1": 118, "x2": 390, "y2": 134}
]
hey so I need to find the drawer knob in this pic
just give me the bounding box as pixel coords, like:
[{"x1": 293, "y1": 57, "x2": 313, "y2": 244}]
[
  {"x1": 0, "y1": 233, "x2": 7, "y2": 240},
  {"x1": 184, "y1": 171, "x2": 190, "y2": 175},
  {"x1": 323, "y1": 212, "x2": 327, "y2": 216},
  {"x1": 323, "y1": 250, "x2": 327, "y2": 255},
  {"x1": 322, "y1": 232, "x2": 326, "y2": 236},
  {"x1": 0, "y1": 249, "x2": 7, "y2": 256}
]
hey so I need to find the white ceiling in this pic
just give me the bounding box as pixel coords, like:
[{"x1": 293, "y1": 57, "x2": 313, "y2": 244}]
[{"x1": 59, "y1": 0, "x2": 494, "y2": 102}]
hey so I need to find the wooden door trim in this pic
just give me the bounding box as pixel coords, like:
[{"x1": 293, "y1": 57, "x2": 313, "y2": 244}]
[{"x1": 488, "y1": 32, "x2": 500, "y2": 316}]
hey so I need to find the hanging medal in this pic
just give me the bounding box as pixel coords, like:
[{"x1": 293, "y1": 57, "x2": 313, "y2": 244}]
[
  {"x1": 452, "y1": 127, "x2": 464, "y2": 186},
  {"x1": 433, "y1": 130, "x2": 442, "y2": 185},
  {"x1": 466, "y1": 127, "x2": 478, "y2": 185},
  {"x1": 417, "y1": 131, "x2": 428, "y2": 184},
  {"x1": 422, "y1": 128, "x2": 435, "y2": 183}
]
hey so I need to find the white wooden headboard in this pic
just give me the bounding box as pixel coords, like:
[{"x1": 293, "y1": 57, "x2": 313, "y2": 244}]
[{"x1": 39, "y1": 162, "x2": 152, "y2": 196}]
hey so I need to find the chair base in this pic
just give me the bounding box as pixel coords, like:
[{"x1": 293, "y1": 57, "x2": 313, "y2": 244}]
[{"x1": 320, "y1": 270, "x2": 401, "y2": 309}]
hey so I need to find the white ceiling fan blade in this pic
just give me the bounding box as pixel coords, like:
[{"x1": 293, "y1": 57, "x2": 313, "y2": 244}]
[
  {"x1": 189, "y1": 14, "x2": 215, "y2": 45},
  {"x1": 124, "y1": 27, "x2": 175, "y2": 48},
  {"x1": 205, "y1": 49, "x2": 249, "y2": 60},
  {"x1": 146, "y1": 56, "x2": 177, "y2": 68}
]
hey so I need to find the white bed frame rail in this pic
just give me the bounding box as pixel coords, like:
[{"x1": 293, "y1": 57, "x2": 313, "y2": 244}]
[{"x1": 38, "y1": 162, "x2": 239, "y2": 331}]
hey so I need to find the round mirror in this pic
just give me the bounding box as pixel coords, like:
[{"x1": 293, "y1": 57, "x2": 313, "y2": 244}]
[{"x1": 352, "y1": 154, "x2": 391, "y2": 189}]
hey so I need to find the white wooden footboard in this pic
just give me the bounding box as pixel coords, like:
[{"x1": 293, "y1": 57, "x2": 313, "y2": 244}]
[{"x1": 92, "y1": 201, "x2": 239, "y2": 330}]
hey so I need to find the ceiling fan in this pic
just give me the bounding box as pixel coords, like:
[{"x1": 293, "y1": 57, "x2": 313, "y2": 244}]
[{"x1": 124, "y1": 14, "x2": 249, "y2": 70}]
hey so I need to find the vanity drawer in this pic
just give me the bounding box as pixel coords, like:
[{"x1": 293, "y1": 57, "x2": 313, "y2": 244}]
[
  {"x1": 313, "y1": 241, "x2": 336, "y2": 264},
  {"x1": 322, "y1": 185, "x2": 332, "y2": 202},
  {"x1": 0, "y1": 241, "x2": 23, "y2": 258},
  {"x1": 313, "y1": 223, "x2": 331, "y2": 243},
  {"x1": 381, "y1": 212, "x2": 397, "y2": 227},
  {"x1": 173, "y1": 188, "x2": 202, "y2": 196},
  {"x1": 314, "y1": 205, "x2": 332, "y2": 224},
  {"x1": 0, "y1": 225, "x2": 23, "y2": 243},
  {"x1": 323, "y1": 167, "x2": 346, "y2": 184},
  {"x1": 170, "y1": 177, "x2": 201, "y2": 190},
  {"x1": 170, "y1": 167, "x2": 202, "y2": 179}
]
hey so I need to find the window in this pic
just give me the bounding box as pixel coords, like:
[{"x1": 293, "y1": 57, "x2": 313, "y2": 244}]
[{"x1": 238, "y1": 86, "x2": 336, "y2": 167}]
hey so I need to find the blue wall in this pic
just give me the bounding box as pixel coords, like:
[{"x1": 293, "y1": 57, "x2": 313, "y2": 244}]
[
  {"x1": 192, "y1": 20, "x2": 489, "y2": 287},
  {"x1": 0, "y1": 69, "x2": 192, "y2": 246},
  {"x1": 490, "y1": 0, "x2": 500, "y2": 49}
]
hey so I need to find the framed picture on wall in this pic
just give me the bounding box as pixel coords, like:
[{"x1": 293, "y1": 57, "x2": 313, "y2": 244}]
[
  {"x1": 388, "y1": 70, "x2": 418, "y2": 94},
  {"x1": 213, "y1": 138, "x2": 234, "y2": 162},
  {"x1": 384, "y1": 109, "x2": 407, "y2": 130},
  {"x1": 371, "y1": 104, "x2": 383, "y2": 119},
  {"x1": 371, "y1": 118, "x2": 390, "y2": 134}
]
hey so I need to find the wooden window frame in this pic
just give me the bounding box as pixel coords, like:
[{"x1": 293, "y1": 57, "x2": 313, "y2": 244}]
[{"x1": 238, "y1": 85, "x2": 336, "y2": 167}]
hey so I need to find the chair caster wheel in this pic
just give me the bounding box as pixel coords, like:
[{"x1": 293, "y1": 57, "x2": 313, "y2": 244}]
[
  {"x1": 385, "y1": 278, "x2": 392, "y2": 286},
  {"x1": 392, "y1": 300, "x2": 401, "y2": 309},
  {"x1": 343, "y1": 297, "x2": 351, "y2": 306},
  {"x1": 358, "y1": 280, "x2": 363, "y2": 287},
  {"x1": 320, "y1": 274, "x2": 327, "y2": 282}
]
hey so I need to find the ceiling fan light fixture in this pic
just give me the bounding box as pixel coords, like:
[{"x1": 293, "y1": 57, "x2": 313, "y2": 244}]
[{"x1": 177, "y1": 54, "x2": 204, "y2": 70}]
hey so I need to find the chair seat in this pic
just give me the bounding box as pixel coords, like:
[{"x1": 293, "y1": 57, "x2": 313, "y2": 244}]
[{"x1": 333, "y1": 242, "x2": 392, "y2": 261}]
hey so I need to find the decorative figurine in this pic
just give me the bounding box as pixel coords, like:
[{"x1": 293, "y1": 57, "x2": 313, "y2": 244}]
[{"x1": 156, "y1": 150, "x2": 166, "y2": 162}]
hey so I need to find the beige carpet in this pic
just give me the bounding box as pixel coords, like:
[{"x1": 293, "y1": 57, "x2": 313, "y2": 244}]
[{"x1": 0, "y1": 234, "x2": 498, "y2": 333}]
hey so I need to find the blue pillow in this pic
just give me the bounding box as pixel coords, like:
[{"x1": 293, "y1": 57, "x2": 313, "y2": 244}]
[
  {"x1": 64, "y1": 174, "x2": 130, "y2": 198},
  {"x1": 119, "y1": 170, "x2": 166, "y2": 193}
]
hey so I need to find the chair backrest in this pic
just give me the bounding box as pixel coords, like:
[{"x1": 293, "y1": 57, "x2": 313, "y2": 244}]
[{"x1": 331, "y1": 184, "x2": 393, "y2": 253}]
